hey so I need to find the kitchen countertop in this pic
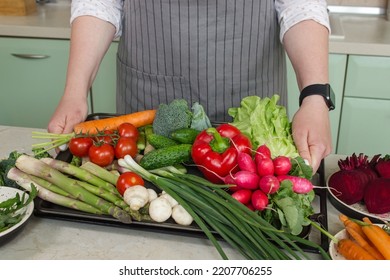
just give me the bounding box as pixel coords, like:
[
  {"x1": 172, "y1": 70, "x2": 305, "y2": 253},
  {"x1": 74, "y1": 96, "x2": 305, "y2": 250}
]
[
  {"x1": 0, "y1": 125, "x2": 346, "y2": 260},
  {"x1": 1, "y1": 2, "x2": 390, "y2": 56}
]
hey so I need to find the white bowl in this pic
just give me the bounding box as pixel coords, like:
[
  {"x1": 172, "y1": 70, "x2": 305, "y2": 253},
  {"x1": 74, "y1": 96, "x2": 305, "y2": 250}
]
[{"x1": 0, "y1": 186, "x2": 34, "y2": 245}]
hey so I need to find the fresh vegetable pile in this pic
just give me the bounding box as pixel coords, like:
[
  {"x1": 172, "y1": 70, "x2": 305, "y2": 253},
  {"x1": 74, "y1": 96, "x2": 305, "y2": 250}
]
[
  {"x1": 2, "y1": 95, "x2": 333, "y2": 260},
  {"x1": 328, "y1": 153, "x2": 390, "y2": 214}
]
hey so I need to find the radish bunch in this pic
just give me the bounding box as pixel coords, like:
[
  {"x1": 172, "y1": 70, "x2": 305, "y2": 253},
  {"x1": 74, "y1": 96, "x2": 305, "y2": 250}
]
[{"x1": 228, "y1": 144, "x2": 313, "y2": 211}]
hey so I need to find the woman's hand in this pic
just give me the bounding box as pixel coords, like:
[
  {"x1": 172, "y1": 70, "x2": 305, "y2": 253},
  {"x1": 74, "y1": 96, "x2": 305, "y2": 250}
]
[
  {"x1": 292, "y1": 95, "x2": 332, "y2": 174},
  {"x1": 47, "y1": 93, "x2": 89, "y2": 134}
]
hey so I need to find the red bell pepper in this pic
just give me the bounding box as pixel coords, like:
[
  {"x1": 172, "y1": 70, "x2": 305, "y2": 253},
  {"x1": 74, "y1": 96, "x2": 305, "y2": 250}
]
[{"x1": 191, "y1": 123, "x2": 252, "y2": 183}]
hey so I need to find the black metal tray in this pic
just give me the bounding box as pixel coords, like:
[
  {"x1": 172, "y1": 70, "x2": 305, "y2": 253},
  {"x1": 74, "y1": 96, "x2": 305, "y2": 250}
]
[{"x1": 33, "y1": 113, "x2": 329, "y2": 253}]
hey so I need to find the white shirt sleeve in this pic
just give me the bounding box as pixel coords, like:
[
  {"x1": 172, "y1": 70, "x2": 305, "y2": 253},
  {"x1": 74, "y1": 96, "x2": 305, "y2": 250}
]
[
  {"x1": 275, "y1": 0, "x2": 330, "y2": 43},
  {"x1": 71, "y1": 0, "x2": 124, "y2": 38}
]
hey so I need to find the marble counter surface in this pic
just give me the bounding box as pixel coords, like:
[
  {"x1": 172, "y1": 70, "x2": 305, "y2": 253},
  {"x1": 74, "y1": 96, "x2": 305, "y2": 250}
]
[
  {"x1": 0, "y1": 125, "x2": 346, "y2": 260},
  {"x1": 1, "y1": 2, "x2": 390, "y2": 56}
]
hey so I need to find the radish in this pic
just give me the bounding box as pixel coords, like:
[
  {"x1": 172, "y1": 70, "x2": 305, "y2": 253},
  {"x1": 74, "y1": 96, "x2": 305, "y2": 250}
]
[
  {"x1": 251, "y1": 190, "x2": 269, "y2": 211},
  {"x1": 256, "y1": 157, "x2": 274, "y2": 177},
  {"x1": 231, "y1": 189, "x2": 253, "y2": 205},
  {"x1": 277, "y1": 175, "x2": 313, "y2": 194},
  {"x1": 231, "y1": 170, "x2": 260, "y2": 190},
  {"x1": 237, "y1": 152, "x2": 257, "y2": 173},
  {"x1": 254, "y1": 144, "x2": 271, "y2": 163},
  {"x1": 258, "y1": 175, "x2": 280, "y2": 194},
  {"x1": 273, "y1": 156, "x2": 292, "y2": 176}
]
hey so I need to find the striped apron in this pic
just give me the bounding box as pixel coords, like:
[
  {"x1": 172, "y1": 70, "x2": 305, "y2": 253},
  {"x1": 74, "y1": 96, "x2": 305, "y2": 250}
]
[{"x1": 116, "y1": 0, "x2": 287, "y2": 122}]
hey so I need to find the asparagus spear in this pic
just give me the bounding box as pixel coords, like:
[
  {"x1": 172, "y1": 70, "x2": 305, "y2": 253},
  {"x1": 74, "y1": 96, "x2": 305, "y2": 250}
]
[
  {"x1": 15, "y1": 155, "x2": 132, "y2": 224},
  {"x1": 7, "y1": 167, "x2": 104, "y2": 215},
  {"x1": 80, "y1": 161, "x2": 119, "y2": 186},
  {"x1": 40, "y1": 157, "x2": 120, "y2": 197}
]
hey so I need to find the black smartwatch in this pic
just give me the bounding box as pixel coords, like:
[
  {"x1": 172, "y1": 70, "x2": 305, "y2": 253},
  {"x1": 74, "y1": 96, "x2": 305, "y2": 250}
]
[{"x1": 299, "y1": 84, "x2": 335, "y2": 111}]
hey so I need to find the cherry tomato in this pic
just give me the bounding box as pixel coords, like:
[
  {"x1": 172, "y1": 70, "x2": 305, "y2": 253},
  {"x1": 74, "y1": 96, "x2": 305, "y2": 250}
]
[
  {"x1": 88, "y1": 143, "x2": 115, "y2": 167},
  {"x1": 68, "y1": 137, "x2": 93, "y2": 157},
  {"x1": 116, "y1": 171, "x2": 145, "y2": 196},
  {"x1": 114, "y1": 137, "x2": 138, "y2": 159},
  {"x1": 118, "y1": 123, "x2": 139, "y2": 140}
]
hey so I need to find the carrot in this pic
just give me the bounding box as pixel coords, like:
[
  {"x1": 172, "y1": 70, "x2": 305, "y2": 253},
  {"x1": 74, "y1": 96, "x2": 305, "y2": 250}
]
[
  {"x1": 339, "y1": 214, "x2": 365, "y2": 237},
  {"x1": 73, "y1": 109, "x2": 156, "y2": 135},
  {"x1": 345, "y1": 226, "x2": 385, "y2": 260},
  {"x1": 361, "y1": 223, "x2": 390, "y2": 260},
  {"x1": 337, "y1": 238, "x2": 376, "y2": 260}
]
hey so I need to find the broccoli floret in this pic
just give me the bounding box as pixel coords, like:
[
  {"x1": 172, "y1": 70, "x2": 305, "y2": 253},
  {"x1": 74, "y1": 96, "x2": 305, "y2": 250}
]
[
  {"x1": 32, "y1": 147, "x2": 53, "y2": 159},
  {"x1": 0, "y1": 151, "x2": 24, "y2": 189},
  {"x1": 152, "y1": 99, "x2": 193, "y2": 138}
]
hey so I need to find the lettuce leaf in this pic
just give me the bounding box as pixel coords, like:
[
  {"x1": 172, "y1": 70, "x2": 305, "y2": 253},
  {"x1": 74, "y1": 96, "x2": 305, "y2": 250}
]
[{"x1": 228, "y1": 95, "x2": 299, "y2": 158}]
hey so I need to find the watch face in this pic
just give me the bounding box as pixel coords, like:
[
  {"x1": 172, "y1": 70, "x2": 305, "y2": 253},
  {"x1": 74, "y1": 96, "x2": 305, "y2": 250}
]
[{"x1": 327, "y1": 85, "x2": 336, "y2": 110}]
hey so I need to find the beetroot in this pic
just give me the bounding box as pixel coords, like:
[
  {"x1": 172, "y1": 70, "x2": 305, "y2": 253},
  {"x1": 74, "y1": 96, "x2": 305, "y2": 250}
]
[
  {"x1": 364, "y1": 177, "x2": 390, "y2": 214},
  {"x1": 375, "y1": 155, "x2": 390, "y2": 178},
  {"x1": 328, "y1": 170, "x2": 368, "y2": 205},
  {"x1": 328, "y1": 153, "x2": 380, "y2": 205}
]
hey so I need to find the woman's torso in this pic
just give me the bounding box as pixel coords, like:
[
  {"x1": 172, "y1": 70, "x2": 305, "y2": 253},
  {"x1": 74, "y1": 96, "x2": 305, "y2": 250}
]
[{"x1": 117, "y1": 0, "x2": 287, "y2": 122}]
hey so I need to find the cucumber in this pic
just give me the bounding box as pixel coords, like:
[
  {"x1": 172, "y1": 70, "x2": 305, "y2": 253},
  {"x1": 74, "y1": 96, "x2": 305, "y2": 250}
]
[
  {"x1": 140, "y1": 144, "x2": 192, "y2": 170},
  {"x1": 147, "y1": 133, "x2": 178, "y2": 149},
  {"x1": 170, "y1": 128, "x2": 200, "y2": 144}
]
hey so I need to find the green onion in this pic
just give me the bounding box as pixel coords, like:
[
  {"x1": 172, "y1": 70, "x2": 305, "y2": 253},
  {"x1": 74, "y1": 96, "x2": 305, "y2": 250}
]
[{"x1": 119, "y1": 155, "x2": 331, "y2": 260}]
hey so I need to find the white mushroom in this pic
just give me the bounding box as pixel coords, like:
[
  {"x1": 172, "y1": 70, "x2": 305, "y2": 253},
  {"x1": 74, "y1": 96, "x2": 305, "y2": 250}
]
[
  {"x1": 160, "y1": 191, "x2": 178, "y2": 207},
  {"x1": 171, "y1": 204, "x2": 193, "y2": 226},
  {"x1": 148, "y1": 196, "x2": 172, "y2": 223},
  {"x1": 147, "y1": 188, "x2": 158, "y2": 202},
  {"x1": 123, "y1": 185, "x2": 149, "y2": 211}
]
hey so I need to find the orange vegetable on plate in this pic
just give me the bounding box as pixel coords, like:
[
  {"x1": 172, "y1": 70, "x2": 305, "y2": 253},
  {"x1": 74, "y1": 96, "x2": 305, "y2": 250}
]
[
  {"x1": 337, "y1": 238, "x2": 376, "y2": 260},
  {"x1": 360, "y1": 218, "x2": 390, "y2": 260}
]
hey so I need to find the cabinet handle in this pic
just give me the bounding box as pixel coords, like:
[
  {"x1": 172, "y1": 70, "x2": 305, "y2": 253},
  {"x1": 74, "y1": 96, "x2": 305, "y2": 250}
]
[{"x1": 11, "y1": 53, "x2": 50, "y2": 59}]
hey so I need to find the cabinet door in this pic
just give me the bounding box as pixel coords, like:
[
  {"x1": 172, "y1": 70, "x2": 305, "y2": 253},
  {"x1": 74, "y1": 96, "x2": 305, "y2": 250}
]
[
  {"x1": 337, "y1": 97, "x2": 390, "y2": 156},
  {"x1": 0, "y1": 37, "x2": 69, "y2": 128},
  {"x1": 91, "y1": 42, "x2": 119, "y2": 114},
  {"x1": 344, "y1": 55, "x2": 390, "y2": 100},
  {"x1": 286, "y1": 54, "x2": 347, "y2": 153}
]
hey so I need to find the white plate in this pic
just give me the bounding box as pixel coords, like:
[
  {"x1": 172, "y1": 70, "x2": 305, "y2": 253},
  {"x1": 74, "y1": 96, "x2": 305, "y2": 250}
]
[
  {"x1": 328, "y1": 228, "x2": 347, "y2": 260},
  {"x1": 0, "y1": 186, "x2": 34, "y2": 243},
  {"x1": 326, "y1": 174, "x2": 390, "y2": 223}
]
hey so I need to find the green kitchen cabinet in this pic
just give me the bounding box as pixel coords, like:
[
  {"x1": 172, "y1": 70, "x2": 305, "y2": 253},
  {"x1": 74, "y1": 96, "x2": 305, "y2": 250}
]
[
  {"x1": 90, "y1": 42, "x2": 119, "y2": 114},
  {"x1": 0, "y1": 37, "x2": 93, "y2": 129},
  {"x1": 337, "y1": 55, "x2": 390, "y2": 156},
  {"x1": 286, "y1": 54, "x2": 347, "y2": 153}
]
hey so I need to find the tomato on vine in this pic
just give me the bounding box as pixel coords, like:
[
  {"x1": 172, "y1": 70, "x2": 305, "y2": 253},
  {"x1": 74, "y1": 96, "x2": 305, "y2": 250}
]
[
  {"x1": 88, "y1": 143, "x2": 115, "y2": 167},
  {"x1": 68, "y1": 137, "x2": 93, "y2": 157},
  {"x1": 114, "y1": 137, "x2": 138, "y2": 159},
  {"x1": 118, "y1": 123, "x2": 139, "y2": 140}
]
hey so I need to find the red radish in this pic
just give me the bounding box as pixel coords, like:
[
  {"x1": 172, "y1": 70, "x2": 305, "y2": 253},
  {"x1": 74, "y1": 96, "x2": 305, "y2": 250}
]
[
  {"x1": 277, "y1": 175, "x2": 313, "y2": 194},
  {"x1": 245, "y1": 202, "x2": 255, "y2": 211},
  {"x1": 231, "y1": 189, "x2": 253, "y2": 205},
  {"x1": 259, "y1": 175, "x2": 280, "y2": 194},
  {"x1": 273, "y1": 156, "x2": 292, "y2": 176},
  {"x1": 254, "y1": 144, "x2": 271, "y2": 163},
  {"x1": 231, "y1": 170, "x2": 260, "y2": 190},
  {"x1": 251, "y1": 190, "x2": 269, "y2": 211},
  {"x1": 256, "y1": 157, "x2": 274, "y2": 177},
  {"x1": 237, "y1": 152, "x2": 257, "y2": 173},
  {"x1": 197, "y1": 166, "x2": 259, "y2": 191}
]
